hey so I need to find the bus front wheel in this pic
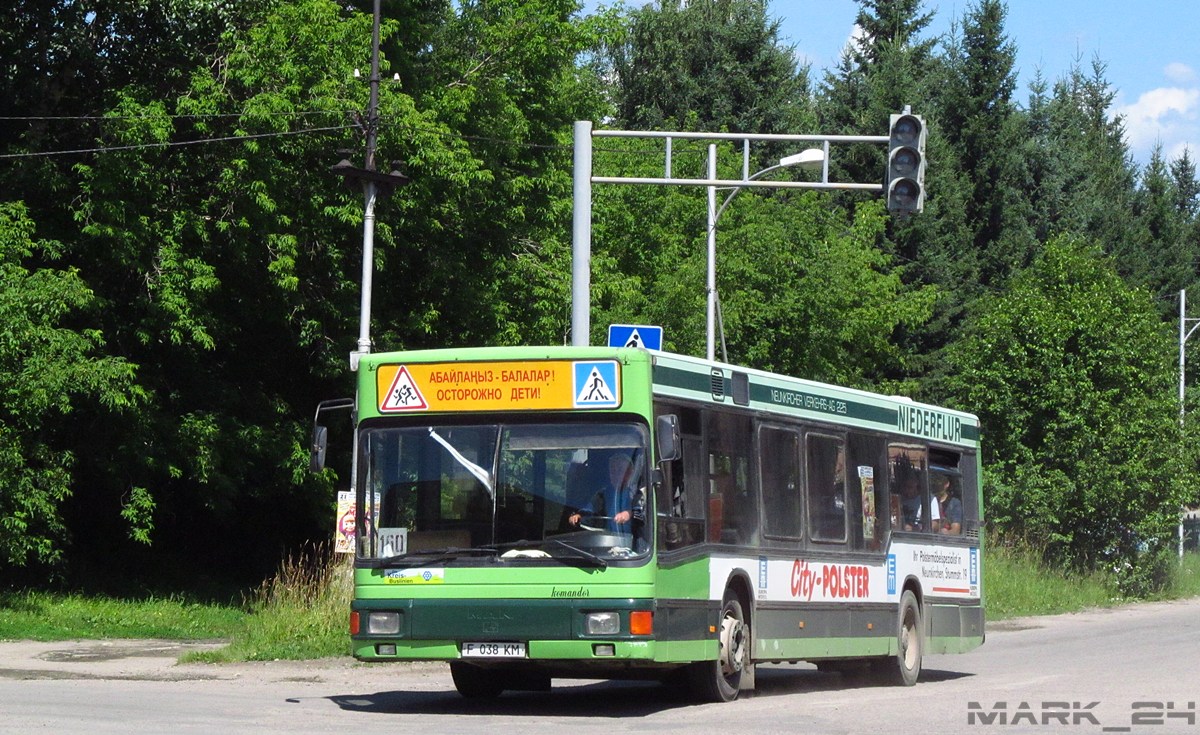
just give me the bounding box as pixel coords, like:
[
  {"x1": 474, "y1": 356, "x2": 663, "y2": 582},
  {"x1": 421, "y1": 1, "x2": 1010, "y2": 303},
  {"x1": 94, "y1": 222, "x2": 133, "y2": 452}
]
[
  {"x1": 450, "y1": 662, "x2": 504, "y2": 698},
  {"x1": 689, "y1": 591, "x2": 749, "y2": 702}
]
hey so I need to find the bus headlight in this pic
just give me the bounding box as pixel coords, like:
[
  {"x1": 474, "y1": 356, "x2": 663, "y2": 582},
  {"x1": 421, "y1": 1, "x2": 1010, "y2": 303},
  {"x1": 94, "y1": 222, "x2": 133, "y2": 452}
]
[
  {"x1": 367, "y1": 611, "x2": 401, "y2": 635},
  {"x1": 585, "y1": 612, "x2": 620, "y2": 635}
]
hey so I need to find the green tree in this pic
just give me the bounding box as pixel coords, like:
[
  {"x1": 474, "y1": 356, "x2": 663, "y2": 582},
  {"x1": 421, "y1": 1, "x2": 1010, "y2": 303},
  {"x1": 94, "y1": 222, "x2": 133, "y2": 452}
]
[
  {"x1": 0, "y1": 1, "x2": 273, "y2": 248},
  {"x1": 0, "y1": 203, "x2": 141, "y2": 566},
  {"x1": 946, "y1": 236, "x2": 1185, "y2": 593},
  {"x1": 1132, "y1": 145, "x2": 1194, "y2": 309},
  {"x1": 607, "y1": 0, "x2": 811, "y2": 136},
  {"x1": 936, "y1": 0, "x2": 1035, "y2": 288},
  {"x1": 672, "y1": 193, "x2": 936, "y2": 386},
  {"x1": 12, "y1": 0, "x2": 608, "y2": 583},
  {"x1": 817, "y1": 0, "x2": 937, "y2": 187}
]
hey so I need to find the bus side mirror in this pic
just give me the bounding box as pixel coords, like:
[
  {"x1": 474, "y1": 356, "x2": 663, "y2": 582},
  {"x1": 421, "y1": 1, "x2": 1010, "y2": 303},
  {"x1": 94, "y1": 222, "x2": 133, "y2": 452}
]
[
  {"x1": 308, "y1": 397, "x2": 354, "y2": 474},
  {"x1": 309, "y1": 425, "x2": 329, "y2": 473},
  {"x1": 656, "y1": 414, "x2": 680, "y2": 463}
]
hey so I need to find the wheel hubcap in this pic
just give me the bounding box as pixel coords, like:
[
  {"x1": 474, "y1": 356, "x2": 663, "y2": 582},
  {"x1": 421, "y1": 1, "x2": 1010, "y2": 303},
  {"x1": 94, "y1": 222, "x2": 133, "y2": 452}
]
[
  {"x1": 902, "y1": 614, "x2": 918, "y2": 669},
  {"x1": 720, "y1": 611, "x2": 745, "y2": 676}
]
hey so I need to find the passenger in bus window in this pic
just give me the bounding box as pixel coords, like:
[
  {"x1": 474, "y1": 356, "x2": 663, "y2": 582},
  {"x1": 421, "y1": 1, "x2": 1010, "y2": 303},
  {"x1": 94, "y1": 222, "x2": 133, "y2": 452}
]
[
  {"x1": 901, "y1": 476, "x2": 921, "y2": 531},
  {"x1": 935, "y1": 474, "x2": 962, "y2": 535},
  {"x1": 916, "y1": 490, "x2": 936, "y2": 530}
]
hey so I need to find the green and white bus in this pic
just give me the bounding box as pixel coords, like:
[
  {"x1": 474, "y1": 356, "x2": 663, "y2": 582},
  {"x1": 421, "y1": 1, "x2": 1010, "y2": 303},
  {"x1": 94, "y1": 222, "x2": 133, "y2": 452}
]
[{"x1": 313, "y1": 345, "x2": 983, "y2": 701}]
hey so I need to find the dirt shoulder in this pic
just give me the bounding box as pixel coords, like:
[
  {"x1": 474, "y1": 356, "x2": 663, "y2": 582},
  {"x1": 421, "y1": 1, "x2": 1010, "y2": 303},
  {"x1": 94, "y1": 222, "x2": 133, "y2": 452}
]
[{"x1": 0, "y1": 638, "x2": 440, "y2": 685}]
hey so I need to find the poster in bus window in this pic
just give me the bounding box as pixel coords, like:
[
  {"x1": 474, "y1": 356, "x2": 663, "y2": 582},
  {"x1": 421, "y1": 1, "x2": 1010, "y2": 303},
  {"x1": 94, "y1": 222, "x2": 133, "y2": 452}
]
[
  {"x1": 858, "y1": 466, "x2": 876, "y2": 541},
  {"x1": 334, "y1": 491, "x2": 355, "y2": 554},
  {"x1": 334, "y1": 490, "x2": 379, "y2": 554}
]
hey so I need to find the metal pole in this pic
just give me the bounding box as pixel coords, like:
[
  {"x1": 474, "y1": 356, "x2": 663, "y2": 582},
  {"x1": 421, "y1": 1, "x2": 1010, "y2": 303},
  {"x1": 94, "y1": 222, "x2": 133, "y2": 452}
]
[
  {"x1": 351, "y1": 0, "x2": 383, "y2": 369},
  {"x1": 706, "y1": 144, "x2": 717, "y2": 362},
  {"x1": 1177, "y1": 289, "x2": 1200, "y2": 558},
  {"x1": 571, "y1": 120, "x2": 593, "y2": 347},
  {"x1": 356, "y1": 185, "x2": 377, "y2": 358},
  {"x1": 1181, "y1": 288, "x2": 1187, "y2": 427},
  {"x1": 1182, "y1": 288, "x2": 1188, "y2": 560}
]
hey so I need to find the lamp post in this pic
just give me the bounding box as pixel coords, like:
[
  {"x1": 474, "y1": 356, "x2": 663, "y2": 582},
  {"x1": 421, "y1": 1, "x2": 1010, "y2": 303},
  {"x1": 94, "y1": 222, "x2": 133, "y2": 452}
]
[
  {"x1": 329, "y1": 0, "x2": 409, "y2": 370},
  {"x1": 705, "y1": 147, "x2": 826, "y2": 362},
  {"x1": 1180, "y1": 289, "x2": 1200, "y2": 558}
]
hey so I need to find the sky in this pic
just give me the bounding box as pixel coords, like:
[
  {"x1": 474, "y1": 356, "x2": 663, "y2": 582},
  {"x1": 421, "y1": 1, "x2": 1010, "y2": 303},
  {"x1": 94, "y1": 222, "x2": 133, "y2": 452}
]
[{"x1": 587, "y1": 1, "x2": 1200, "y2": 167}]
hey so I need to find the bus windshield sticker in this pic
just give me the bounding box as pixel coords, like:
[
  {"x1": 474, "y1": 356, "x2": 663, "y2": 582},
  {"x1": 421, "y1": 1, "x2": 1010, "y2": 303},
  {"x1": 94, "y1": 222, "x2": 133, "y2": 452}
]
[
  {"x1": 573, "y1": 361, "x2": 620, "y2": 408},
  {"x1": 374, "y1": 361, "x2": 622, "y2": 413},
  {"x1": 382, "y1": 568, "x2": 445, "y2": 584},
  {"x1": 378, "y1": 527, "x2": 407, "y2": 557},
  {"x1": 380, "y1": 366, "x2": 428, "y2": 412},
  {"x1": 858, "y1": 466, "x2": 876, "y2": 542}
]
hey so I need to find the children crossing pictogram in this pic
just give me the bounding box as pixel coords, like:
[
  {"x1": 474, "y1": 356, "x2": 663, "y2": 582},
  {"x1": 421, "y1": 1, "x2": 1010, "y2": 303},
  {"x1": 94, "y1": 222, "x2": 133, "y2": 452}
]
[{"x1": 380, "y1": 366, "x2": 428, "y2": 412}]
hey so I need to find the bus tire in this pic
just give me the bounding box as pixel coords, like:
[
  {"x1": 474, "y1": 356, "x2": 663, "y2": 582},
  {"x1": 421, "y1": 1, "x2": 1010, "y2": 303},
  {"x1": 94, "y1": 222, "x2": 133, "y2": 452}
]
[
  {"x1": 883, "y1": 590, "x2": 922, "y2": 686},
  {"x1": 689, "y1": 591, "x2": 749, "y2": 702},
  {"x1": 449, "y1": 662, "x2": 504, "y2": 698}
]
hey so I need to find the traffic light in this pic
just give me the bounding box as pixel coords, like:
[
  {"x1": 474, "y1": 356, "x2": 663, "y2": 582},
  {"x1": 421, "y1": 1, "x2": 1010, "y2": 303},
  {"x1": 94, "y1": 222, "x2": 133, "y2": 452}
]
[{"x1": 886, "y1": 112, "x2": 926, "y2": 214}]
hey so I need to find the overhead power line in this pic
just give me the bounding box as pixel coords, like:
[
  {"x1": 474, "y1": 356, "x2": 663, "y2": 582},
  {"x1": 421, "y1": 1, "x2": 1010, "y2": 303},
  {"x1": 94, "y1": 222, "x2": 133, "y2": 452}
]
[
  {"x1": 0, "y1": 124, "x2": 358, "y2": 160},
  {"x1": 0, "y1": 112, "x2": 723, "y2": 161}
]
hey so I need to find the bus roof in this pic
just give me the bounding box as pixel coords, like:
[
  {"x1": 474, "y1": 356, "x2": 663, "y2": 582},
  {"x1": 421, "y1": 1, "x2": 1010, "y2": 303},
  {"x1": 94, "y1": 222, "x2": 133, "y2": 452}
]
[
  {"x1": 651, "y1": 350, "x2": 980, "y2": 447},
  {"x1": 356, "y1": 345, "x2": 979, "y2": 447}
]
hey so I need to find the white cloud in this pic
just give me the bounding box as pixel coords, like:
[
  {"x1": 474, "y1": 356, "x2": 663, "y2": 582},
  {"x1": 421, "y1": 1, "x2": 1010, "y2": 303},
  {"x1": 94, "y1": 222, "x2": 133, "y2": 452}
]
[
  {"x1": 1165, "y1": 62, "x2": 1197, "y2": 85},
  {"x1": 1115, "y1": 86, "x2": 1200, "y2": 162}
]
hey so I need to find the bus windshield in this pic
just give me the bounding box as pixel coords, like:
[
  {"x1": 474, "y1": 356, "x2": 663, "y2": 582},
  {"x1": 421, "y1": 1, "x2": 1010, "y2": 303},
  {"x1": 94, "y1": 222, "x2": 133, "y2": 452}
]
[{"x1": 361, "y1": 421, "x2": 651, "y2": 563}]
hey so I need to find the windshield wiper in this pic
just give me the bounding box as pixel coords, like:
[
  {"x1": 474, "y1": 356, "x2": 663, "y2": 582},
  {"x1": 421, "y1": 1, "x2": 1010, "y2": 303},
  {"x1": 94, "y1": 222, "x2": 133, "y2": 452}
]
[
  {"x1": 367, "y1": 546, "x2": 498, "y2": 568},
  {"x1": 541, "y1": 538, "x2": 608, "y2": 569}
]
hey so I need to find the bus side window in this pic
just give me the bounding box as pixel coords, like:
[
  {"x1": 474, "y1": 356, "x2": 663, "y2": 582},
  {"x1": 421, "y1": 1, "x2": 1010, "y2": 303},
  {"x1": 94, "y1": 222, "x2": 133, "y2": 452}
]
[
  {"x1": 657, "y1": 432, "x2": 706, "y2": 552},
  {"x1": 847, "y1": 433, "x2": 886, "y2": 551},
  {"x1": 807, "y1": 433, "x2": 847, "y2": 543},
  {"x1": 889, "y1": 444, "x2": 929, "y2": 533},
  {"x1": 930, "y1": 450, "x2": 967, "y2": 536},
  {"x1": 760, "y1": 426, "x2": 802, "y2": 540},
  {"x1": 706, "y1": 412, "x2": 756, "y2": 546}
]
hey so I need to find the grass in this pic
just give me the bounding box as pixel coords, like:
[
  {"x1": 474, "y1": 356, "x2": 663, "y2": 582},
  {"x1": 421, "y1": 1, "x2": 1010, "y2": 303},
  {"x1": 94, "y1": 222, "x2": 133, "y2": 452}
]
[
  {"x1": 984, "y1": 542, "x2": 1200, "y2": 619},
  {"x1": 6, "y1": 546, "x2": 1200, "y2": 660},
  {"x1": 183, "y1": 544, "x2": 352, "y2": 662},
  {"x1": 1169, "y1": 550, "x2": 1200, "y2": 598},
  {"x1": 982, "y1": 542, "x2": 1116, "y2": 618},
  {"x1": 0, "y1": 590, "x2": 245, "y2": 641}
]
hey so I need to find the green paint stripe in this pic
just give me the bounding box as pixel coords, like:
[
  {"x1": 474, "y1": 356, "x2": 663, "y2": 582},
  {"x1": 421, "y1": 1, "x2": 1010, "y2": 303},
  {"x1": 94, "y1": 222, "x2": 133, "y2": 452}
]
[
  {"x1": 654, "y1": 364, "x2": 980, "y2": 446},
  {"x1": 749, "y1": 382, "x2": 897, "y2": 425}
]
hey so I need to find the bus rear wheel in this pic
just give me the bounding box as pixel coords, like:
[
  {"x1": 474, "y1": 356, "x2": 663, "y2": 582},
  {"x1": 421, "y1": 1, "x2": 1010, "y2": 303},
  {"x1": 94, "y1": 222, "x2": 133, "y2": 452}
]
[
  {"x1": 450, "y1": 662, "x2": 504, "y2": 698},
  {"x1": 878, "y1": 590, "x2": 922, "y2": 686},
  {"x1": 689, "y1": 591, "x2": 749, "y2": 702}
]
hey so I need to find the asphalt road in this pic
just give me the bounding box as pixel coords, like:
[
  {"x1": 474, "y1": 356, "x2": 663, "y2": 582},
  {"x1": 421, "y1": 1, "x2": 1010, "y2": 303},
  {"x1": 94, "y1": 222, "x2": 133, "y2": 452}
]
[{"x1": 2, "y1": 598, "x2": 1199, "y2": 734}]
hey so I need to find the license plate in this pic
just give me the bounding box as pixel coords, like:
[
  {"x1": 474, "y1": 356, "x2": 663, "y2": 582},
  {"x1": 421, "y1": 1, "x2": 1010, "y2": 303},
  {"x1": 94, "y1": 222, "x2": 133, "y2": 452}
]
[{"x1": 461, "y1": 642, "x2": 526, "y2": 658}]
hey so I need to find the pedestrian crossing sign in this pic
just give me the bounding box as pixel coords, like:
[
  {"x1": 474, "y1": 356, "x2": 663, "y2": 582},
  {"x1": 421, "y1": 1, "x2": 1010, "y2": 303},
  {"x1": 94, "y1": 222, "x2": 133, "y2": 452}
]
[
  {"x1": 607, "y1": 324, "x2": 663, "y2": 351},
  {"x1": 573, "y1": 361, "x2": 620, "y2": 408}
]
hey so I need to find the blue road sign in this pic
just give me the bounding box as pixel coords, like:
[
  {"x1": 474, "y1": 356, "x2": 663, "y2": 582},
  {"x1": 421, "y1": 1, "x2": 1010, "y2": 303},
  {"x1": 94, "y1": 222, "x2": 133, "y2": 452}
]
[{"x1": 607, "y1": 324, "x2": 663, "y2": 351}]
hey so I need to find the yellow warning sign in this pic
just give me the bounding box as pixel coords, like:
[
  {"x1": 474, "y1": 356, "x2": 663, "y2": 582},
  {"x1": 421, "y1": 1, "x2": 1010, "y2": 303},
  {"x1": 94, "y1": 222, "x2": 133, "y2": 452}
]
[{"x1": 375, "y1": 361, "x2": 621, "y2": 413}]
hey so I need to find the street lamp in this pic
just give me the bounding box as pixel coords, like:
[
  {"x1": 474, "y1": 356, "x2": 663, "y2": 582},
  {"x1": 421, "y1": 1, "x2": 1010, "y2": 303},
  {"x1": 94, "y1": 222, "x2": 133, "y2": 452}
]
[
  {"x1": 1179, "y1": 289, "x2": 1200, "y2": 558},
  {"x1": 328, "y1": 0, "x2": 410, "y2": 371},
  {"x1": 705, "y1": 146, "x2": 826, "y2": 362}
]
